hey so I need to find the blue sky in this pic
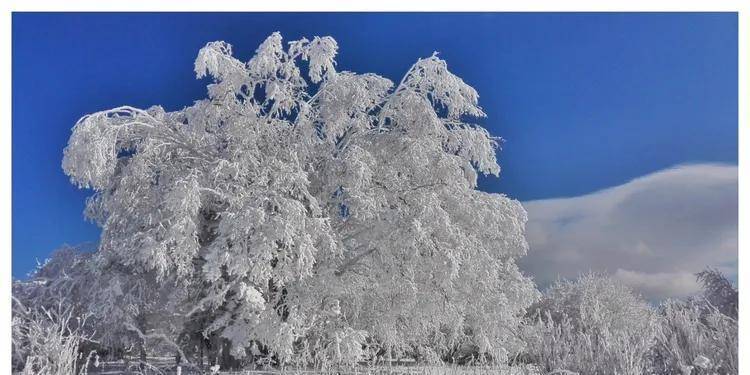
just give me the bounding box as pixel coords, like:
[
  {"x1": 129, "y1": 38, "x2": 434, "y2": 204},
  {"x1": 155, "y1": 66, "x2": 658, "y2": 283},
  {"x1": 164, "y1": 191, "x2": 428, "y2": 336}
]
[{"x1": 12, "y1": 13, "x2": 737, "y2": 282}]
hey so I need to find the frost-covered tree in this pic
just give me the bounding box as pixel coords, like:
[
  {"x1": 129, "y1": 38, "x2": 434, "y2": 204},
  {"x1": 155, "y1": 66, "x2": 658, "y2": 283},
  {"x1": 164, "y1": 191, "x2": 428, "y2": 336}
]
[
  {"x1": 12, "y1": 244, "x2": 176, "y2": 366},
  {"x1": 62, "y1": 32, "x2": 537, "y2": 367},
  {"x1": 696, "y1": 268, "x2": 737, "y2": 319},
  {"x1": 652, "y1": 299, "x2": 737, "y2": 375},
  {"x1": 522, "y1": 273, "x2": 656, "y2": 375},
  {"x1": 649, "y1": 268, "x2": 738, "y2": 375},
  {"x1": 12, "y1": 245, "x2": 95, "y2": 312}
]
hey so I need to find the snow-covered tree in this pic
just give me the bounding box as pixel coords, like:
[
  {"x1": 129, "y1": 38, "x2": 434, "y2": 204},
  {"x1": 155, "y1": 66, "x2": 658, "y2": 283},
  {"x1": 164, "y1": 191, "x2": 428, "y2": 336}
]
[
  {"x1": 12, "y1": 244, "x2": 179, "y2": 366},
  {"x1": 523, "y1": 273, "x2": 656, "y2": 375},
  {"x1": 649, "y1": 268, "x2": 738, "y2": 374},
  {"x1": 62, "y1": 32, "x2": 537, "y2": 367},
  {"x1": 12, "y1": 245, "x2": 95, "y2": 313},
  {"x1": 652, "y1": 299, "x2": 737, "y2": 375},
  {"x1": 696, "y1": 268, "x2": 737, "y2": 319}
]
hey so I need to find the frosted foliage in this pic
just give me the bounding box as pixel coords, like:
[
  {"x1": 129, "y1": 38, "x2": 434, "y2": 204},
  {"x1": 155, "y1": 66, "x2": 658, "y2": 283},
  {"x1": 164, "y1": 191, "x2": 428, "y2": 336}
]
[
  {"x1": 62, "y1": 33, "x2": 536, "y2": 365},
  {"x1": 524, "y1": 274, "x2": 657, "y2": 375},
  {"x1": 652, "y1": 300, "x2": 737, "y2": 374},
  {"x1": 696, "y1": 268, "x2": 738, "y2": 319}
]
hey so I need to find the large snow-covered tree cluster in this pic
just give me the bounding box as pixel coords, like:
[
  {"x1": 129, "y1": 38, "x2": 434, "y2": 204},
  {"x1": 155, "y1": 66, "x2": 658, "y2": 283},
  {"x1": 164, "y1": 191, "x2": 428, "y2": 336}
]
[
  {"x1": 50, "y1": 32, "x2": 536, "y2": 368},
  {"x1": 11, "y1": 33, "x2": 738, "y2": 375}
]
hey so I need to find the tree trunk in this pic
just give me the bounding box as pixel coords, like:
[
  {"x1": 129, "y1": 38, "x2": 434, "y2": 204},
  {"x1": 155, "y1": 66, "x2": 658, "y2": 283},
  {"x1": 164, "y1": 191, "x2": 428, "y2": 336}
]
[
  {"x1": 221, "y1": 338, "x2": 238, "y2": 370},
  {"x1": 138, "y1": 342, "x2": 147, "y2": 372},
  {"x1": 136, "y1": 314, "x2": 148, "y2": 371},
  {"x1": 199, "y1": 338, "x2": 205, "y2": 368},
  {"x1": 208, "y1": 334, "x2": 220, "y2": 367}
]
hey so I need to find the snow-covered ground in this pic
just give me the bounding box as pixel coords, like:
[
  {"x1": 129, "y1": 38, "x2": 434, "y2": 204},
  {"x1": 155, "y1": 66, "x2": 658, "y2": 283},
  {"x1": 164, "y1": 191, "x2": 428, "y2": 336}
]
[{"x1": 87, "y1": 358, "x2": 541, "y2": 375}]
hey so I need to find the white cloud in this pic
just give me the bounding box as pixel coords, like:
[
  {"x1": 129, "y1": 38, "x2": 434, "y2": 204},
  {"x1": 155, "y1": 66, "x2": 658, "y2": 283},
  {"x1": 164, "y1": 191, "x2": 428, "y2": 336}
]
[
  {"x1": 611, "y1": 269, "x2": 700, "y2": 301},
  {"x1": 520, "y1": 164, "x2": 737, "y2": 301}
]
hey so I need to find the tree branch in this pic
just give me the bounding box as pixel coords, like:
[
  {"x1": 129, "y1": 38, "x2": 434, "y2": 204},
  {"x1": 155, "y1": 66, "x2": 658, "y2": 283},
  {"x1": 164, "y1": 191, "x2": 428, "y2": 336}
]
[
  {"x1": 124, "y1": 322, "x2": 190, "y2": 366},
  {"x1": 334, "y1": 247, "x2": 378, "y2": 277}
]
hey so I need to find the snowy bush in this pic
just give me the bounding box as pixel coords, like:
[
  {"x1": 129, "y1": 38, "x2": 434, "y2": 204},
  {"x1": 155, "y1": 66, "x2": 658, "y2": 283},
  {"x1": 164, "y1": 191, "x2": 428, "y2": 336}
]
[
  {"x1": 522, "y1": 273, "x2": 656, "y2": 375},
  {"x1": 650, "y1": 269, "x2": 738, "y2": 375},
  {"x1": 11, "y1": 298, "x2": 95, "y2": 375},
  {"x1": 650, "y1": 299, "x2": 737, "y2": 375}
]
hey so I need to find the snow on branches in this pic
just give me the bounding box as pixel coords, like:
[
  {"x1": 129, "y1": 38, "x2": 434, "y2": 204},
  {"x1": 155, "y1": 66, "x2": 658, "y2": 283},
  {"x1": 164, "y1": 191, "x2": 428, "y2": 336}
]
[{"x1": 62, "y1": 32, "x2": 537, "y2": 366}]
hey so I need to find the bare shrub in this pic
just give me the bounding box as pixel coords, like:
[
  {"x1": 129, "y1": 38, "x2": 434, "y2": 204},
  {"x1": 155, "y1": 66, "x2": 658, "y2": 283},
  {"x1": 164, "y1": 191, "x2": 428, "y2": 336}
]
[{"x1": 11, "y1": 297, "x2": 95, "y2": 375}]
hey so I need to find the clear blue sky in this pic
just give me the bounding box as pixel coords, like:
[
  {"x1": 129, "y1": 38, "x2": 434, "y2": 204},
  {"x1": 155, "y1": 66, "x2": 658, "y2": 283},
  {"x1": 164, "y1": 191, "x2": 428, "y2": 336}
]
[{"x1": 12, "y1": 13, "x2": 737, "y2": 278}]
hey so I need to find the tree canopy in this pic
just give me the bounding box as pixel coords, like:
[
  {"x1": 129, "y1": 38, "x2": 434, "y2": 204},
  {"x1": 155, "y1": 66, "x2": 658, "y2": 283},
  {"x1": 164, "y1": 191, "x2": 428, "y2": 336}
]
[{"x1": 61, "y1": 32, "x2": 538, "y2": 367}]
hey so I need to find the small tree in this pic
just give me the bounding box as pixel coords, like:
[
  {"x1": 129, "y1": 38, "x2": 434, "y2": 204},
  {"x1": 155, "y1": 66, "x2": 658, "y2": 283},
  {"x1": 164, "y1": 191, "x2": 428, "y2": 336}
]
[
  {"x1": 696, "y1": 268, "x2": 737, "y2": 319},
  {"x1": 62, "y1": 32, "x2": 538, "y2": 366}
]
